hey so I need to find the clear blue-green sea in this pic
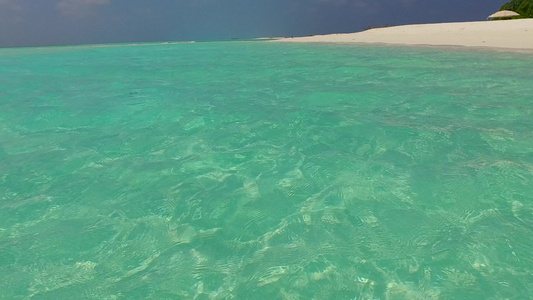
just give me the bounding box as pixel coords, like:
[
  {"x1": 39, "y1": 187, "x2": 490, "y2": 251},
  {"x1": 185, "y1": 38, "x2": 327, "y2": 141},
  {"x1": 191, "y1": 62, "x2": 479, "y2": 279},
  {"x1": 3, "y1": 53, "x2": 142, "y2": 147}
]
[{"x1": 0, "y1": 41, "x2": 532, "y2": 299}]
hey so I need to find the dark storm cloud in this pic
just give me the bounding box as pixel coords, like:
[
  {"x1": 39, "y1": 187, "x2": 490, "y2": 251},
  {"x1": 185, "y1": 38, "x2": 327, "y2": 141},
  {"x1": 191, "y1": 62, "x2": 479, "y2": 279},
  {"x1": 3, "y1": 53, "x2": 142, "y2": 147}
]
[
  {"x1": 56, "y1": 0, "x2": 110, "y2": 18},
  {"x1": 0, "y1": 0, "x2": 507, "y2": 47}
]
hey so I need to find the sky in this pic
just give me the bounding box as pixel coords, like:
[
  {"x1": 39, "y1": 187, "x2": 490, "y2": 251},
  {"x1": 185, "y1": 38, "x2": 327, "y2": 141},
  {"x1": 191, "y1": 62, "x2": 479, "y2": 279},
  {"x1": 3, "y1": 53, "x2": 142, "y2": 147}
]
[{"x1": 1, "y1": 0, "x2": 507, "y2": 47}]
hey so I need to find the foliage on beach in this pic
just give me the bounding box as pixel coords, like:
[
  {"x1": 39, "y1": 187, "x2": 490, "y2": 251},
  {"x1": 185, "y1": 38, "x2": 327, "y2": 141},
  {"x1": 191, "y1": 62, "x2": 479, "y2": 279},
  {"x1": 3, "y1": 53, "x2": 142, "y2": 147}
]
[
  {"x1": 500, "y1": 0, "x2": 533, "y2": 17},
  {"x1": 363, "y1": 24, "x2": 394, "y2": 31}
]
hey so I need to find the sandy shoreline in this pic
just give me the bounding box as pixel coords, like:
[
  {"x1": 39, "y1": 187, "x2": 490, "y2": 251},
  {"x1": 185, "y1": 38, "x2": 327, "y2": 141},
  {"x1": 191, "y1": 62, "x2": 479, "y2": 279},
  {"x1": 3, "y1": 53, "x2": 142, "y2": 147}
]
[{"x1": 276, "y1": 19, "x2": 533, "y2": 52}]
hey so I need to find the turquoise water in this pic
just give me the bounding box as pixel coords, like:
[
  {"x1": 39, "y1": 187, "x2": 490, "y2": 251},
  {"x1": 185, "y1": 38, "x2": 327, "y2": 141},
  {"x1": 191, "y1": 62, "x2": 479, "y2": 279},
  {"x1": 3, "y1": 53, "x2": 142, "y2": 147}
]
[{"x1": 0, "y1": 42, "x2": 532, "y2": 299}]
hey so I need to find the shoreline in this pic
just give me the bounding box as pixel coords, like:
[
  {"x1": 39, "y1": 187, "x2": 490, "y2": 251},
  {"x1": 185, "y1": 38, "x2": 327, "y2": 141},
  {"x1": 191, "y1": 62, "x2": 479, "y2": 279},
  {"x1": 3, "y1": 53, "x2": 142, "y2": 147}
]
[{"x1": 274, "y1": 19, "x2": 533, "y2": 52}]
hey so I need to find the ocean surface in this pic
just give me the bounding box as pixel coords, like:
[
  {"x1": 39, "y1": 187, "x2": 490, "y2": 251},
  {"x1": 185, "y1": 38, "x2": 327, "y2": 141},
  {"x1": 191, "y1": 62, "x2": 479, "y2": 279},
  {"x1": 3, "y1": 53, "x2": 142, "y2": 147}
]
[{"x1": 0, "y1": 41, "x2": 532, "y2": 300}]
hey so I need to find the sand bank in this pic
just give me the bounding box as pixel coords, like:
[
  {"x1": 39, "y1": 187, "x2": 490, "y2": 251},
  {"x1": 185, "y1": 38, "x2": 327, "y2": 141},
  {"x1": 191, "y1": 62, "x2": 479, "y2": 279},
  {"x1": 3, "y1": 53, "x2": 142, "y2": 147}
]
[{"x1": 277, "y1": 19, "x2": 533, "y2": 51}]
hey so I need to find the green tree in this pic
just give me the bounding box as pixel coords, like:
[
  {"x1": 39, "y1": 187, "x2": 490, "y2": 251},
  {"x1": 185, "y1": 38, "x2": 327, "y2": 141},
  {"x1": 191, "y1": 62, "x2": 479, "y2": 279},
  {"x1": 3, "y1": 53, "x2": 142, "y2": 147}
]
[{"x1": 500, "y1": 0, "x2": 533, "y2": 18}]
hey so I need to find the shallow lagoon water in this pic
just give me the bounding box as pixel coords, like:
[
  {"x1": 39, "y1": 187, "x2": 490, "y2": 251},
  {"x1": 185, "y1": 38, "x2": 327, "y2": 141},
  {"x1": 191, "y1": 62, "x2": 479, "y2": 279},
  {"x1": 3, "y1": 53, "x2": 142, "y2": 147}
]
[{"x1": 0, "y1": 42, "x2": 532, "y2": 299}]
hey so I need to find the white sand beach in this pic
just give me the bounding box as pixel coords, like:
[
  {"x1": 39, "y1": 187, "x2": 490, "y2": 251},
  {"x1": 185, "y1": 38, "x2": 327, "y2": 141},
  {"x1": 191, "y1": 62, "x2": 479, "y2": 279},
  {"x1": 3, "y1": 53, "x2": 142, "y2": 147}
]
[{"x1": 277, "y1": 19, "x2": 533, "y2": 51}]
